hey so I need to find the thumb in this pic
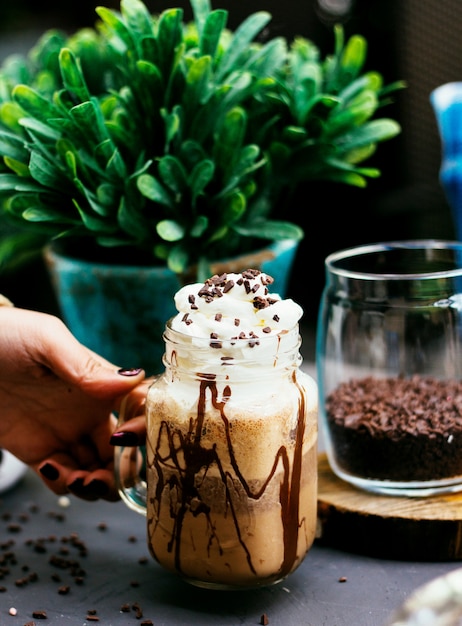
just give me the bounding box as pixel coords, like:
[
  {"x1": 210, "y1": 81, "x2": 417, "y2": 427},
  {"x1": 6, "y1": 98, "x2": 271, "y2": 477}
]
[{"x1": 37, "y1": 314, "x2": 146, "y2": 398}]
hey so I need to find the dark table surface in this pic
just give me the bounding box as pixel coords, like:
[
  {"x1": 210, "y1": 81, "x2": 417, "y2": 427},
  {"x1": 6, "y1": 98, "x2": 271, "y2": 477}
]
[{"x1": 1, "y1": 469, "x2": 462, "y2": 626}]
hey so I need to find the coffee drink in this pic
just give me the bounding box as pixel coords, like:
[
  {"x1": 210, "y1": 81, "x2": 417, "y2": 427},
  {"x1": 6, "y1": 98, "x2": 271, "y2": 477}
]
[{"x1": 143, "y1": 269, "x2": 318, "y2": 588}]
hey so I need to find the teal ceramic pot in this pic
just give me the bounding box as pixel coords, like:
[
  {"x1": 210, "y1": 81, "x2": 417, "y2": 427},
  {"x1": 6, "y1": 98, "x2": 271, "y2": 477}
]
[{"x1": 44, "y1": 239, "x2": 299, "y2": 376}]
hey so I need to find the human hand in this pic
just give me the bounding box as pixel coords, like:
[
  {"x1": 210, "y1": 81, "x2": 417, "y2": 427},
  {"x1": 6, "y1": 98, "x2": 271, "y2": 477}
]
[{"x1": 0, "y1": 307, "x2": 145, "y2": 501}]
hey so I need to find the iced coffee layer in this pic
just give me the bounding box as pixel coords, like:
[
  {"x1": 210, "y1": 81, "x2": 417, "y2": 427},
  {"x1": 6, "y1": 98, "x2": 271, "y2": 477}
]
[
  {"x1": 147, "y1": 444, "x2": 317, "y2": 587},
  {"x1": 145, "y1": 370, "x2": 317, "y2": 587},
  {"x1": 147, "y1": 372, "x2": 317, "y2": 480}
]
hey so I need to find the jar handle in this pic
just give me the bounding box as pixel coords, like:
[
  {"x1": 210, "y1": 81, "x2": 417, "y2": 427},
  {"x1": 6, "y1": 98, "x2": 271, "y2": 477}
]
[{"x1": 113, "y1": 391, "x2": 149, "y2": 517}]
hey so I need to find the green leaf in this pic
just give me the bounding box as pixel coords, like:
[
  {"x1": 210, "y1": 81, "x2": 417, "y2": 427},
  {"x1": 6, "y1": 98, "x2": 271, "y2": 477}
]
[
  {"x1": 58, "y1": 48, "x2": 90, "y2": 102},
  {"x1": 200, "y1": 10, "x2": 227, "y2": 58},
  {"x1": 167, "y1": 244, "x2": 189, "y2": 273},
  {"x1": 117, "y1": 196, "x2": 148, "y2": 238},
  {"x1": 216, "y1": 11, "x2": 272, "y2": 80},
  {"x1": 190, "y1": 159, "x2": 214, "y2": 204},
  {"x1": 0, "y1": 131, "x2": 29, "y2": 162},
  {"x1": 137, "y1": 173, "x2": 173, "y2": 207},
  {"x1": 69, "y1": 101, "x2": 110, "y2": 145},
  {"x1": 0, "y1": 173, "x2": 42, "y2": 193},
  {"x1": 72, "y1": 175, "x2": 111, "y2": 217},
  {"x1": 156, "y1": 219, "x2": 185, "y2": 241},
  {"x1": 190, "y1": 0, "x2": 213, "y2": 37},
  {"x1": 190, "y1": 214, "x2": 208, "y2": 237},
  {"x1": 158, "y1": 155, "x2": 188, "y2": 195},
  {"x1": 22, "y1": 206, "x2": 77, "y2": 223},
  {"x1": 234, "y1": 219, "x2": 304, "y2": 241},
  {"x1": 335, "y1": 119, "x2": 401, "y2": 151},
  {"x1": 121, "y1": 0, "x2": 154, "y2": 37},
  {"x1": 96, "y1": 182, "x2": 117, "y2": 207},
  {"x1": 73, "y1": 199, "x2": 116, "y2": 232},
  {"x1": 185, "y1": 56, "x2": 212, "y2": 106},
  {"x1": 214, "y1": 107, "x2": 247, "y2": 172},
  {"x1": 4, "y1": 157, "x2": 29, "y2": 176},
  {"x1": 95, "y1": 6, "x2": 135, "y2": 53},
  {"x1": 104, "y1": 143, "x2": 128, "y2": 179},
  {"x1": 0, "y1": 101, "x2": 25, "y2": 132},
  {"x1": 162, "y1": 105, "x2": 182, "y2": 149},
  {"x1": 29, "y1": 152, "x2": 69, "y2": 191},
  {"x1": 19, "y1": 117, "x2": 61, "y2": 140},
  {"x1": 13, "y1": 84, "x2": 62, "y2": 123},
  {"x1": 341, "y1": 34, "x2": 367, "y2": 79},
  {"x1": 221, "y1": 190, "x2": 246, "y2": 224},
  {"x1": 156, "y1": 8, "x2": 184, "y2": 74}
]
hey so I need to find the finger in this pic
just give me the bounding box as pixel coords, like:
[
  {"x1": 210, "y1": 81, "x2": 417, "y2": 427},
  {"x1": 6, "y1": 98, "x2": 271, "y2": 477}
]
[
  {"x1": 115, "y1": 378, "x2": 154, "y2": 419},
  {"x1": 110, "y1": 415, "x2": 147, "y2": 446},
  {"x1": 66, "y1": 468, "x2": 118, "y2": 502},
  {"x1": 36, "y1": 459, "x2": 73, "y2": 495},
  {"x1": 34, "y1": 314, "x2": 146, "y2": 398}
]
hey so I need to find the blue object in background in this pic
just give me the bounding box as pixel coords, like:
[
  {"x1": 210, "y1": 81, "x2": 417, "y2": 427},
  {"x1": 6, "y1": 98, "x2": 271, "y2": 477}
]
[{"x1": 431, "y1": 82, "x2": 462, "y2": 240}]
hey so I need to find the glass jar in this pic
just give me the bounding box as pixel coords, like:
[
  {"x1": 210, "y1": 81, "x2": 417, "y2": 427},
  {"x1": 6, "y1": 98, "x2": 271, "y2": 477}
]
[
  {"x1": 316, "y1": 240, "x2": 462, "y2": 497},
  {"x1": 117, "y1": 319, "x2": 318, "y2": 589}
]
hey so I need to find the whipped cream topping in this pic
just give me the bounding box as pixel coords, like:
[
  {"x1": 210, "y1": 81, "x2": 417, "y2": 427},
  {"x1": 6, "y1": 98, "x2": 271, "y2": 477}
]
[{"x1": 171, "y1": 269, "x2": 303, "y2": 346}]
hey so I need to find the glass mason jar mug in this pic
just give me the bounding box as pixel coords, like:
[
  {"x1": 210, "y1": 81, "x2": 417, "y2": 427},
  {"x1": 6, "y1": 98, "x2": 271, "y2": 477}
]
[
  {"x1": 115, "y1": 319, "x2": 318, "y2": 590},
  {"x1": 316, "y1": 240, "x2": 462, "y2": 497}
]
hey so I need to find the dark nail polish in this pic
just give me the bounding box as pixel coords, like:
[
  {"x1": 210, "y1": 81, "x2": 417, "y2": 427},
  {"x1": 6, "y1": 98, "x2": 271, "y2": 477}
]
[
  {"x1": 110, "y1": 431, "x2": 140, "y2": 446},
  {"x1": 84, "y1": 479, "x2": 109, "y2": 498},
  {"x1": 67, "y1": 477, "x2": 85, "y2": 492},
  {"x1": 39, "y1": 463, "x2": 59, "y2": 481},
  {"x1": 117, "y1": 368, "x2": 142, "y2": 377}
]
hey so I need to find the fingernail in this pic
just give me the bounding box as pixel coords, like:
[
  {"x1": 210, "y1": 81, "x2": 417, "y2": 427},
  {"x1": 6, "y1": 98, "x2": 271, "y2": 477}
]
[
  {"x1": 39, "y1": 462, "x2": 59, "y2": 481},
  {"x1": 117, "y1": 368, "x2": 143, "y2": 377},
  {"x1": 68, "y1": 477, "x2": 108, "y2": 499},
  {"x1": 109, "y1": 431, "x2": 140, "y2": 446},
  {"x1": 68, "y1": 477, "x2": 85, "y2": 492},
  {"x1": 84, "y1": 479, "x2": 109, "y2": 498}
]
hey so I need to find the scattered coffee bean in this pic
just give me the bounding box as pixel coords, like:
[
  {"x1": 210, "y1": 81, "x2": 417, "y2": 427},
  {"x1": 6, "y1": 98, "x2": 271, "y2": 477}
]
[
  {"x1": 133, "y1": 602, "x2": 143, "y2": 618},
  {"x1": 8, "y1": 523, "x2": 22, "y2": 533},
  {"x1": 338, "y1": 576, "x2": 347, "y2": 583},
  {"x1": 260, "y1": 613, "x2": 269, "y2": 625},
  {"x1": 32, "y1": 609, "x2": 47, "y2": 619}
]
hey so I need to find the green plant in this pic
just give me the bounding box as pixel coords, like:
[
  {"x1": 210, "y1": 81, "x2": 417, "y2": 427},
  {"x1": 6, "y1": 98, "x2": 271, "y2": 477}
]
[{"x1": 0, "y1": 0, "x2": 404, "y2": 278}]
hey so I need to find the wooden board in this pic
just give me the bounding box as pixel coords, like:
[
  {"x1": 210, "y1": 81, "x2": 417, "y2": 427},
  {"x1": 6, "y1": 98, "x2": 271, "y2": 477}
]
[{"x1": 316, "y1": 453, "x2": 462, "y2": 561}]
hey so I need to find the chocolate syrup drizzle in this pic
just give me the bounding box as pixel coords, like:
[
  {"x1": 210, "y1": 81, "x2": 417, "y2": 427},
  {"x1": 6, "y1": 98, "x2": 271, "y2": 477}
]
[{"x1": 147, "y1": 374, "x2": 307, "y2": 584}]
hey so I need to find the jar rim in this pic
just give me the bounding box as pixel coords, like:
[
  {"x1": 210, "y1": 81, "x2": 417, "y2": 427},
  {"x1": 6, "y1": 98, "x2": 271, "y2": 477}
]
[{"x1": 325, "y1": 239, "x2": 462, "y2": 280}]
